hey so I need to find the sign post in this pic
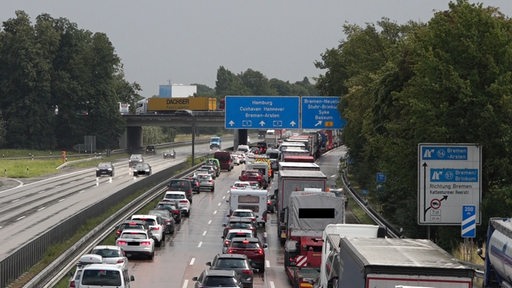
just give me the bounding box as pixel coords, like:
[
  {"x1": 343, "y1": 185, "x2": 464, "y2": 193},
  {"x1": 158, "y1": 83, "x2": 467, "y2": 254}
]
[{"x1": 418, "y1": 143, "x2": 481, "y2": 225}]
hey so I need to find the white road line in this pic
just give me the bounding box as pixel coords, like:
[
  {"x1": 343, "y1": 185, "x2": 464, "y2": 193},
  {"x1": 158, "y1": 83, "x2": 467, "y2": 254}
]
[
  {"x1": 208, "y1": 220, "x2": 212, "y2": 225},
  {"x1": 213, "y1": 210, "x2": 218, "y2": 215},
  {"x1": 58, "y1": 198, "x2": 65, "y2": 202},
  {"x1": 182, "y1": 280, "x2": 188, "y2": 288},
  {"x1": 79, "y1": 190, "x2": 85, "y2": 194},
  {"x1": 269, "y1": 281, "x2": 275, "y2": 288},
  {"x1": 202, "y1": 231, "x2": 207, "y2": 236},
  {"x1": 198, "y1": 241, "x2": 203, "y2": 248},
  {"x1": 37, "y1": 207, "x2": 46, "y2": 211},
  {"x1": 266, "y1": 259, "x2": 270, "y2": 267},
  {"x1": 11, "y1": 199, "x2": 19, "y2": 203},
  {"x1": 189, "y1": 258, "x2": 195, "y2": 265},
  {"x1": 16, "y1": 216, "x2": 25, "y2": 221},
  {"x1": 218, "y1": 202, "x2": 221, "y2": 206}
]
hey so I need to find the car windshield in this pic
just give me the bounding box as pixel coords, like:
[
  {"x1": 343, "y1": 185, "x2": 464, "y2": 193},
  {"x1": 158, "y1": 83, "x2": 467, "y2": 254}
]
[
  {"x1": 231, "y1": 241, "x2": 259, "y2": 249},
  {"x1": 233, "y1": 211, "x2": 253, "y2": 217},
  {"x1": 204, "y1": 276, "x2": 237, "y2": 286},
  {"x1": 165, "y1": 194, "x2": 185, "y2": 200},
  {"x1": 91, "y1": 248, "x2": 121, "y2": 258},
  {"x1": 215, "y1": 259, "x2": 247, "y2": 268},
  {"x1": 81, "y1": 269, "x2": 122, "y2": 286},
  {"x1": 121, "y1": 232, "x2": 147, "y2": 239},
  {"x1": 98, "y1": 163, "x2": 111, "y2": 168},
  {"x1": 227, "y1": 232, "x2": 252, "y2": 240}
]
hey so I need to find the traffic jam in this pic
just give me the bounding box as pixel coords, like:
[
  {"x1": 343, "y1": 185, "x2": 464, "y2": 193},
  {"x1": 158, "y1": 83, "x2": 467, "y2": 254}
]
[{"x1": 69, "y1": 129, "x2": 343, "y2": 288}]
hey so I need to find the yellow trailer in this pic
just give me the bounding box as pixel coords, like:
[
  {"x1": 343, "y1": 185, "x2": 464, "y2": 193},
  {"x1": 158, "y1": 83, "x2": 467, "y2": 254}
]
[{"x1": 146, "y1": 97, "x2": 217, "y2": 112}]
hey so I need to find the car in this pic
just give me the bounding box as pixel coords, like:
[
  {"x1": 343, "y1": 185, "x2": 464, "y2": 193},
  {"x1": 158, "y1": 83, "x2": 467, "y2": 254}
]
[
  {"x1": 226, "y1": 237, "x2": 267, "y2": 272},
  {"x1": 79, "y1": 263, "x2": 134, "y2": 287},
  {"x1": 214, "y1": 150, "x2": 234, "y2": 171},
  {"x1": 90, "y1": 245, "x2": 129, "y2": 269},
  {"x1": 96, "y1": 162, "x2": 114, "y2": 177},
  {"x1": 204, "y1": 162, "x2": 220, "y2": 177},
  {"x1": 205, "y1": 158, "x2": 221, "y2": 175},
  {"x1": 68, "y1": 254, "x2": 103, "y2": 288},
  {"x1": 114, "y1": 219, "x2": 151, "y2": 239},
  {"x1": 167, "y1": 178, "x2": 194, "y2": 203},
  {"x1": 230, "y1": 209, "x2": 257, "y2": 224},
  {"x1": 221, "y1": 229, "x2": 256, "y2": 254},
  {"x1": 155, "y1": 201, "x2": 182, "y2": 224},
  {"x1": 133, "y1": 162, "x2": 152, "y2": 177},
  {"x1": 148, "y1": 209, "x2": 176, "y2": 234},
  {"x1": 238, "y1": 170, "x2": 267, "y2": 189},
  {"x1": 230, "y1": 181, "x2": 251, "y2": 190},
  {"x1": 197, "y1": 173, "x2": 215, "y2": 192},
  {"x1": 163, "y1": 191, "x2": 191, "y2": 217},
  {"x1": 184, "y1": 175, "x2": 201, "y2": 193},
  {"x1": 207, "y1": 253, "x2": 255, "y2": 288},
  {"x1": 163, "y1": 149, "x2": 176, "y2": 159},
  {"x1": 115, "y1": 229, "x2": 155, "y2": 260},
  {"x1": 196, "y1": 165, "x2": 217, "y2": 179},
  {"x1": 223, "y1": 217, "x2": 257, "y2": 238},
  {"x1": 192, "y1": 269, "x2": 243, "y2": 288},
  {"x1": 236, "y1": 145, "x2": 250, "y2": 154},
  {"x1": 130, "y1": 214, "x2": 165, "y2": 246},
  {"x1": 145, "y1": 145, "x2": 156, "y2": 155},
  {"x1": 231, "y1": 154, "x2": 241, "y2": 165},
  {"x1": 266, "y1": 193, "x2": 276, "y2": 214},
  {"x1": 128, "y1": 154, "x2": 144, "y2": 168}
]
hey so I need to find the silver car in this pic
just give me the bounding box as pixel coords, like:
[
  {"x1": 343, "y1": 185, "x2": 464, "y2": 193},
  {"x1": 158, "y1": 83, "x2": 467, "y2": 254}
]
[
  {"x1": 90, "y1": 245, "x2": 129, "y2": 269},
  {"x1": 116, "y1": 229, "x2": 155, "y2": 260},
  {"x1": 197, "y1": 173, "x2": 215, "y2": 192}
]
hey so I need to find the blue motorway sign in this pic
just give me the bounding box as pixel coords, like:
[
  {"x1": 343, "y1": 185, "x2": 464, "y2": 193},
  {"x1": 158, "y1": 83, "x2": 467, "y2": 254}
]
[
  {"x1": 421, "y1": 146, "x2": 468, "y2": 160},
  {"x1": 225, "y1": 96, "x2": 300, "y2": 129},
  {"x1": 461, "y1": 205, "x2": 476, "y2": 238},
  {"x1": 376, "y1": 172, "x2": 386, "y2": 183},
  {"x1": 301, "y1": 96, "x2": 346, "y2": 129}
]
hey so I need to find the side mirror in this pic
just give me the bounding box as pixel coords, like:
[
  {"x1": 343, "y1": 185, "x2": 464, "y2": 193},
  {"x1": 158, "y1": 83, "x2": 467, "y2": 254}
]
[
  {"x1": 206, "y1": 261, "x2": 212, "y2": 266},
  {"x1": 130, "y1": 275, "x2": 135, "y2": 281},
  {"x1": 192, "y1": 276, "x2": 198, "y2": 281}
]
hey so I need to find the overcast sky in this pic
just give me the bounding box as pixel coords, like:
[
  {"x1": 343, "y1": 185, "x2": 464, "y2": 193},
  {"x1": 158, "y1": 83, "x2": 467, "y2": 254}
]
[{"x1": 2, "y1": 1, "x2": 511, "y2": 98}]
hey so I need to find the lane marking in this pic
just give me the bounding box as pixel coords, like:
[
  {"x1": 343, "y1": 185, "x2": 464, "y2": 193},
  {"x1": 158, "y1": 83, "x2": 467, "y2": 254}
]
[
  {"x1": 11, "y1": 199, "x2": 19, "y2": 203},
  {"x1": 217, "y1": 202, "x2": 221, "y2": 206},
  {"x1": 198, "y1": 241, "x2": 203, "y2": 248},
  {"x1": 58, "y1": 198, "x2": 65, "y2": 202},
  {"x1": 213, "y1": 210, "x2": 218, "y2": 215},
  {"x1": 269, "y1": 281, "x2": 275, "y2": 288},
  {"x1": 17, "y1": 216, "x2": 26, "y2": 221},
  {"x1": 202, "y1": 231, "x2": 207, "y2": 236},
  {"x1": 208, "y1": 220, "x2": 212, "y2": 225},
  {"x1": 37, "y1": 207, "x2": 46, "y2": 211},
  {"x1": 189, "y1": 258, "x2": 195, "y2": 265},
  {"x1": 182, "y1": 280, "x2": 188, "y2": 288}
]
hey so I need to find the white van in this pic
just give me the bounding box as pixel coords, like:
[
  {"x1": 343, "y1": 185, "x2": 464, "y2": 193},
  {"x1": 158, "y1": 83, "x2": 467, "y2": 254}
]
[
  {"x1": 80, "y1": 263, "x2": 134, "y2": 288},
  {"x1": 229, "y1": 188, "x2": 268, "y2": 227}
]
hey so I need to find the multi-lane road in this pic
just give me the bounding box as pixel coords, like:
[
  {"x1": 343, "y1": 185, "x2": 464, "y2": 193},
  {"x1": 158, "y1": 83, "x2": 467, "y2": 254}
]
[{"x1": 0, "y1": 141, "x2": 348, "y2": 287}]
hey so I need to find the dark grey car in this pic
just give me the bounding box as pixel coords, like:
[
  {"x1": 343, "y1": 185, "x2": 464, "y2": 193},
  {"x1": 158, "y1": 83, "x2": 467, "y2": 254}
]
[
  {"x1": 192, "y1": 269, "x2": 242, "y2": 288},
  {"x1": 207, "y1": 254, "x2": 254, "y2": 288}
]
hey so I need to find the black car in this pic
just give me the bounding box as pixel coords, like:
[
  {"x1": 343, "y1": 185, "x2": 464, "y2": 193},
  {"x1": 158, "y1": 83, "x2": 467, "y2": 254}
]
[
  {"x1": 163, "y1": 149, "x2": 176, "y2": 159},
  {"x1": 192, "y1": 269, "x2": 242, "y2": 288},
  {"x1": 167, "y1": 178, "x2": 194, "y2": 203},
  {"x1": 96, "y1": 162, "x2": 114, "y2": 177},
  {"x1": 145, "y1": 145, "x2": 156, "y2": 155},
  {"x1": 133, "y1": 162, "x2": 152, "y2": 176},
  {"x1": 207, "y1": 254, "x2": 254, "y2": 288},
  {"x1": 148, "y1": 209, "x2": 175, "y2": 234}
]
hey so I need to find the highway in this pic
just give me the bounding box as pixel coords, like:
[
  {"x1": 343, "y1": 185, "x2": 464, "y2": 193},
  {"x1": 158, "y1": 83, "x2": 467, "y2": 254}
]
[{"x1": 0, "y1": 138, "x2": 349, "y2": 287}]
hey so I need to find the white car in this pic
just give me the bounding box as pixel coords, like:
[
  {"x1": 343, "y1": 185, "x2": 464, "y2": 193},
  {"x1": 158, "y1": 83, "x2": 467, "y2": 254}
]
[
  {"x1": 116, "y1": 228, "x2": 155, "y2": 260},
  {"x1": 163, "y1": 191, "x2": 191, "y2": 217},
  {"x1": 79, "y1": 263, "x2": 135, "y2": 287},
  {"x1": 90, "y1": 245, "x2": 129, "y2": 269},
  {"x1": 69, "y1": 254, "x2": 104, "y2": 288},
  {"x1": 230, "y1": 181, "x2": 251, "y2": 190},
  {"x1": 130, "y1": 214, "x2": 165, "y2": 246}
]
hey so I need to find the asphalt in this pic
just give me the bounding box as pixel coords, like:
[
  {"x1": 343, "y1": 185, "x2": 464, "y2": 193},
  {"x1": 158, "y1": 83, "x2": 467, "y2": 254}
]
[{"x1": 0, "y1": 178, "x2": 22, "y2": 191}]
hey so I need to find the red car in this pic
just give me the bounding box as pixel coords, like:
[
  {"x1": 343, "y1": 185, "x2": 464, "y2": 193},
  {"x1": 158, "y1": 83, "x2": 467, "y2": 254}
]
[
  {"x1": 238, "y1": 170, "x2": 267, "y2": 189},
  {"x1": 226, "y1": 237, "x2": 267, "y2": 272}
]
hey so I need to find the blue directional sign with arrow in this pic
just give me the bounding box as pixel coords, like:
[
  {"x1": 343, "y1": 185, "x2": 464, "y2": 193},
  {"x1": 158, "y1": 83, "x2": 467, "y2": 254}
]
[
  {"x1": 301, "y1": 96, "x2": 346, "y2": 129},
  {"x1": 225, "y1": 96, "x2": 300, "y2": 129}
]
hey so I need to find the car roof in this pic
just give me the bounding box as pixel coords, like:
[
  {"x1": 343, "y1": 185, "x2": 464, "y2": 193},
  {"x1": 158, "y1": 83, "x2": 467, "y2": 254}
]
[
  {"x1": 226, "y1": 229, "x2": 253, "y2": 234},
  {"x1": 228, "y1": 217, "x2": 254, "y2": 223},
  {"x1": 214, "y1": 253, "x2": 249, "y2": 260},
  {"x1": 132, "y1": 214, "x2": 158, "y2": 219},
  {"x1": 82, "y1": 263, "x2": 124, "y2": 271},
  {"x1": 120, "y1": 228, "x2": 149, "y2": 234},
  {"x1": 93, "y1": 245, "x2": 121, "y2": 250},
  {"x1": 203, "y1": 269, "x2": 237, "y2": 277},
  {"x1": 230, "y1": 237, "x2": 260, "y2": 243},
  {"x1": 165, "y1": 191, "x2": 186, "y2": 195},
  {"x1": 233, "y1": 209, "x2": 254, "y2": 213}
]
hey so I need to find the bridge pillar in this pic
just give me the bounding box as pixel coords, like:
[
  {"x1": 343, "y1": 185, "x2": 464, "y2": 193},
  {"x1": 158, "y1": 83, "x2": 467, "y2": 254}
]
[
  {"x1": 238, "y1": 129, "x2": 248, "y2": 146},
  {"x1": 118, "y1": 128, "x2": 128, "y2": 150},
  {"x1": 126, "y1": 126, "x2": 143, "y2": 153}
]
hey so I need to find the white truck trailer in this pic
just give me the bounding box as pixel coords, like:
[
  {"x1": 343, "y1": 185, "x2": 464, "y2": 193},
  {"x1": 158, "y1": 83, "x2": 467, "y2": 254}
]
[
  {"x1": 335, "y1": 238, "x2": 474, "y2": 288},
  {"x1": 316, "y1": 223, "x2": 387, "y2": 288}
]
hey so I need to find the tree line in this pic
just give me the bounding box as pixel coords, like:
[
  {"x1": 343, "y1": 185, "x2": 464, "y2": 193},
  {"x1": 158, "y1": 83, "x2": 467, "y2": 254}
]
[
  {"x1": 315, "y1": 0, "x2": 512, "y2": 247},
  {"x1": 0, "y1": 11, "x2": 318, "y2": 150}
]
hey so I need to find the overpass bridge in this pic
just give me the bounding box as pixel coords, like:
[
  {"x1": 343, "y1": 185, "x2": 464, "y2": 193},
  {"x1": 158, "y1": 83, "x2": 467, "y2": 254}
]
[{"x1": 121, "y1": 112, "x2": 248, "y2": 151}]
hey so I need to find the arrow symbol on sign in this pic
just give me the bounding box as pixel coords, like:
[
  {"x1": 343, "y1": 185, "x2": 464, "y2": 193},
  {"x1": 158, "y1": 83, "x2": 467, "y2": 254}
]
[
  {"x1": 290, "y1": 121, "x2": 296, "y2": 127},
  {"x1": 259, "y1": 121, "x2": 265, "y2": 127},
  {"x1": 229, "y1": 120, "x2": 235, "y2": 127},
  {"x1": 314, "y1": 120, "x2": 322, "y2": 127}
]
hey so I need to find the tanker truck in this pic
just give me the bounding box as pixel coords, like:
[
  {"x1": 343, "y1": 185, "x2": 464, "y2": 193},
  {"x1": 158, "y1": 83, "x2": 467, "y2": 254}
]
[{"x1": 482, "y1": 217, "x2": 512, "y2": 287}]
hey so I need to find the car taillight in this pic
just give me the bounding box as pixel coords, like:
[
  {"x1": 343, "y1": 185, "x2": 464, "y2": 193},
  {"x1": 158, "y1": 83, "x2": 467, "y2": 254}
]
[
  {"x1": 179, "y1": 200, "x2": 188, "y2": 203},
  {"x1": 151, "y1": 226, "x2": 160, "y2": 230},
  {"x1": 257, "y1": 248, "x2": 264, "y2": 255},
  {"x1": 241, "y1": 269, "x2": 253, "y2": 275},
  {"x1": 141, "y1": 241, "x2": 152, "y2": 246},
  {"x1": 224, "y1": 240, "x2": 230, "y2": 246},
  {"x1": 69, "y1": 280, "x2": 76, "y2": 288},
  {"x1": 117, "y1": 240, "x2": 127, "y2": 246},
  {"x1": 117, "y1": 259, "x2": 125, "y2": 264},
  {"x1": 227, "y1": 248, "x2": 234, "y2": 253}
]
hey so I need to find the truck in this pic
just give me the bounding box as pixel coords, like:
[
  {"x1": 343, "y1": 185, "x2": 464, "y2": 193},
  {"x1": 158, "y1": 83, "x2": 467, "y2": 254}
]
[
  {"x1": 135, "y1": 97, "x2": 217, "y2": 114},
  {"x1": 482, "y1": 217, "x2": 512, "y2": 287},
  {"x1": 334, "y1": 237, "x2": 474, "y2": 288},
  {"x1": 284, "y1": 191, "x2": 345, "y2": 288},
  {"x1": 228, "y1": 188, "x2": 268, "y2": 227},
  {"x1": 275, "y1": 170, "x2": 327, "y2": 245},
  {"x1": 316, "y1": 224, "x2": 387, "y2": 288}
]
